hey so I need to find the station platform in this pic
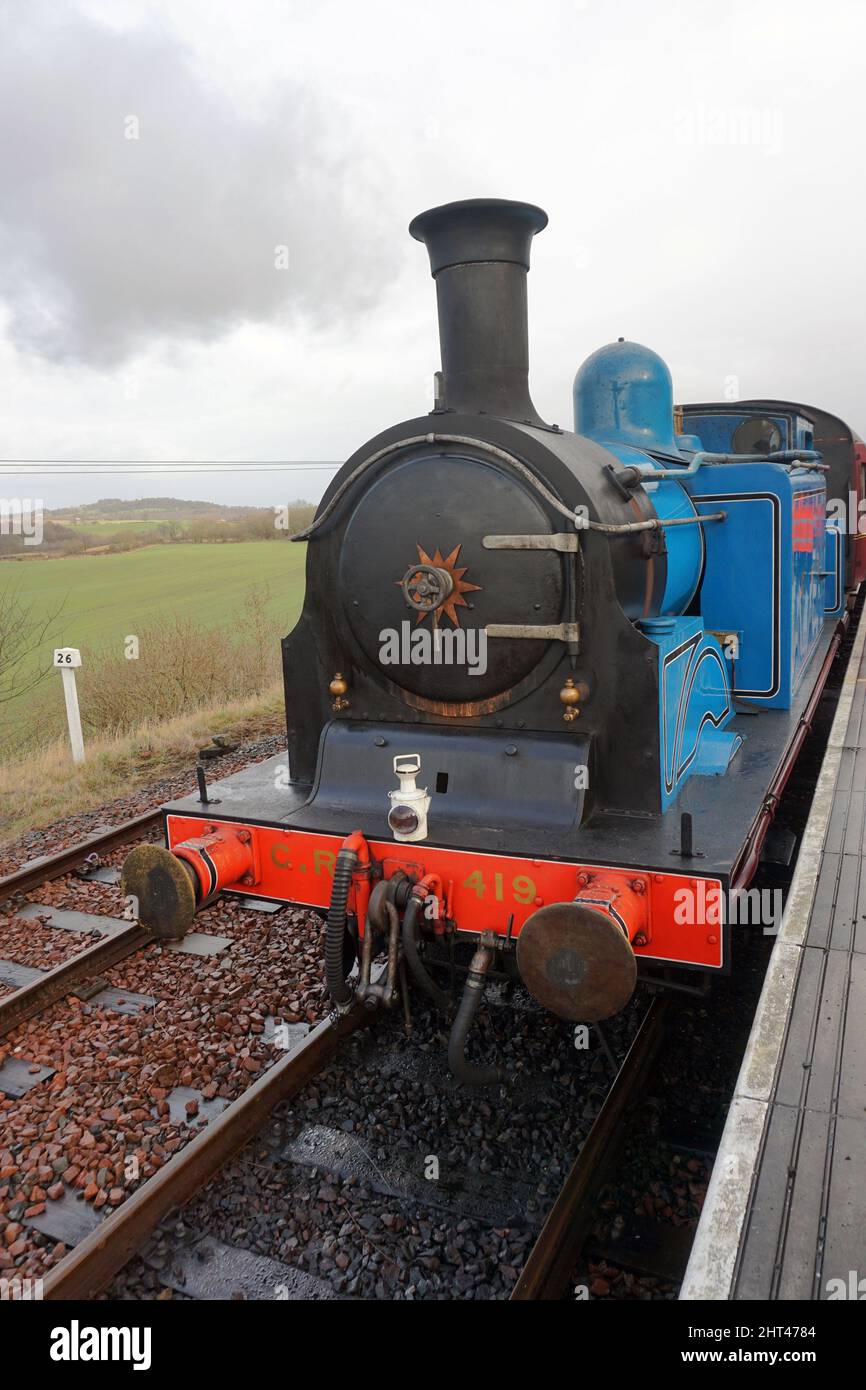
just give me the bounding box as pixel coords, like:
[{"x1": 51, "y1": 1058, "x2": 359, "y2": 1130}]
[{"x1": 681, "y1": 606, "x2": 866, "y2": 1300}]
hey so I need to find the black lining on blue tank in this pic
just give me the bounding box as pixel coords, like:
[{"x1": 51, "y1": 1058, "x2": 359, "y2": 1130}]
[
  {"x1": 825, "y1": 526, "x2": 843, "y2": 613},
  {"x1": 661, "y1": 634, "x2": 731, "y2": 795},
  {"x1": 695, "y1": 492, "x2": 781, "y2": 697}
]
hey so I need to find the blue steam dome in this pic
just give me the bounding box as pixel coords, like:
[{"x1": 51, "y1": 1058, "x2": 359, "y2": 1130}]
[{"x1": 573, "y1": 339, "x2": 680, "y2": 455}]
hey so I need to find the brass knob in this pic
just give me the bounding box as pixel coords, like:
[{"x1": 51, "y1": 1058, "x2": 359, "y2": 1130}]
[
  {"x1": 560, "y1": 676, "x2": 580, "y2": 706},
  {"x1": 560, "y1": 675, "x2": 589, "y2": 723},
  {"x1": 329, "y1": 672, "x2": 348, "y2": 698}
]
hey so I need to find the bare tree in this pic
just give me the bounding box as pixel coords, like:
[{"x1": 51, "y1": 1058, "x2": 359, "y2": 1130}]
[{"x1": 0, "y1": 578, "x2": 66, "y2": 707}]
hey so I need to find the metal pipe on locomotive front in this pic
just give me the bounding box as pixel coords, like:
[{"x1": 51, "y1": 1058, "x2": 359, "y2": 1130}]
[
  {"x1": 627, "y1": 447, "x2": 826, "y2": 482},
  {"x1": 579, "y1": 511, "x2": 725, "y2": 535},
  {"x1": 290, "y1": 430, "x2": 729, "y2": 544}
]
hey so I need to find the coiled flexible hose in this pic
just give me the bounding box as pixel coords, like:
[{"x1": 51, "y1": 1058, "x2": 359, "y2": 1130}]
[
  {"x1": 401, "y1": 895, "x2": 452, "y2": 1013},
  {"x1": 326, "y1": 846, "x2": 357, "y2": 1005}
]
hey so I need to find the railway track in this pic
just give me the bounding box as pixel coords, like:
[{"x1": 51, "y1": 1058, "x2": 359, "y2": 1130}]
[
  {"x1": 511, "y1": 995, "x2": 668, "y2": 1300},
  {"x1": 97, "y1": 989, "x2": 665, "y2": 1301},
  {"x1": 41, "y1": 1007, "x2": 371, "y2": 1298},
  {"x1": 0, "y1": 815, "x2": 678, "y2": 1303},
  {"x1": 0, "y1": 925, "x2": 149, "y2": 1039},
  {"x1": 0, "y1": 815, "x2": 162, "y2": 1037},
  {"x1": 34, "y1": 1002, "x2": 668, "y2": 1301},
  {"x1": 39, "y1": 1001, "x2": 658, "y2": 1301},
  {"x1": 0, "y1": 806, "x2": 728, "y2": 1302},
  {"x1": 0, "y1": 809, "x2": 162, "y2": 906},
  {"x1": 0, "y1": 806, "x2": 329, "y2": 1293}
]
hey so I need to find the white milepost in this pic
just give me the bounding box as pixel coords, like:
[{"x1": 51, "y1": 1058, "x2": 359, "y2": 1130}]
[{"x1": 54, "y1": 647, "x2": 85, "y2": 764}]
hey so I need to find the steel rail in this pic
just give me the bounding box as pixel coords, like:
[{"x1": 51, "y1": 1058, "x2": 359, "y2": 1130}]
[
  {"x1": 42, "y1": 1006, "x2": 370, "y2": 1300},
  {"x1": 0, "y1": 923, "x2": 149, "y2": 1038},
  {"x1": 510, "y1": 995, "x2": 668, "y2": 1300},
  {"x1": 0, "y1": 808, "x2": 163, "y2": 905}
]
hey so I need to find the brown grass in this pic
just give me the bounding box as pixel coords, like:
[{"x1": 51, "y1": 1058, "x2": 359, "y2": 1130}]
[
  {"x1": 1, "y1": 586, "x2": 283, "y2": 754},
  {"x1": 0, "y1": 682, "x2": 285, "y2": 845},
  {"x1": 76, "y1": 593, "x2": 281, "y2": 737}
]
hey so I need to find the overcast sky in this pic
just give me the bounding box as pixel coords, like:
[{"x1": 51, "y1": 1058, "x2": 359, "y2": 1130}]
[{"x1": 2, "y1": 0, "x2": 864, "y2": 511}]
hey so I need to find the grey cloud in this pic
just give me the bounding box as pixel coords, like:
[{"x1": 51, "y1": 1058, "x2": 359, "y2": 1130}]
[{"x1": 0, "y1": 5, "x2": 394, "y2": 364}]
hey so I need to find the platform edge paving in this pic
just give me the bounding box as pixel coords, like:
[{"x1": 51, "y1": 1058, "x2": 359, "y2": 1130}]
[
  {"x1": 676, "y1": 1096, "x2": 766, "y2": 1300},
  {"x1": 680, "y1": 606, "x2": 866, "y2": 1301}
]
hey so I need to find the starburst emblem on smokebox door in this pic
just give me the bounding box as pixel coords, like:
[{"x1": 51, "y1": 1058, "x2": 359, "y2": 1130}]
[{"x1": 399, "y1": 544, "x2": 483, "y2": 629}]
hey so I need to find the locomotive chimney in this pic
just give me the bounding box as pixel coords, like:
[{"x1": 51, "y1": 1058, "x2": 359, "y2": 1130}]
[{"x1": 409, "y1": 198, "x2": 548, "y2": 427}]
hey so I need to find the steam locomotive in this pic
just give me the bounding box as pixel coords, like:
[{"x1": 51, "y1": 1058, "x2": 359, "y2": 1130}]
[{"x1": 124, "y1": 199, "x2": 861, "y2": 1084}]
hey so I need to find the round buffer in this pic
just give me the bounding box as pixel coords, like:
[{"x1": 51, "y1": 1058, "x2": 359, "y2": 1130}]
[
  {"x1": 121, "y1": 844, "x2": 198, "y2": 941},
  {"x1": 516, "y1": 901, "x2": 637, "y2": 1022}
]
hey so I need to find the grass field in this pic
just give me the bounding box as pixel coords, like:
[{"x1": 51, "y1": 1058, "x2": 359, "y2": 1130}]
[{"x1": 1, "y1": 540, "x2": 307, "y2": 740}]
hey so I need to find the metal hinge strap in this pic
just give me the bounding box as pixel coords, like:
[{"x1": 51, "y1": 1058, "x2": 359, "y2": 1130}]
[
  {"x1": 485, "y1": 623, "x2": 581, "y2": 642},
  {"x1": 483, "y1": 533, "x2": 580, "y2": 553}
]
